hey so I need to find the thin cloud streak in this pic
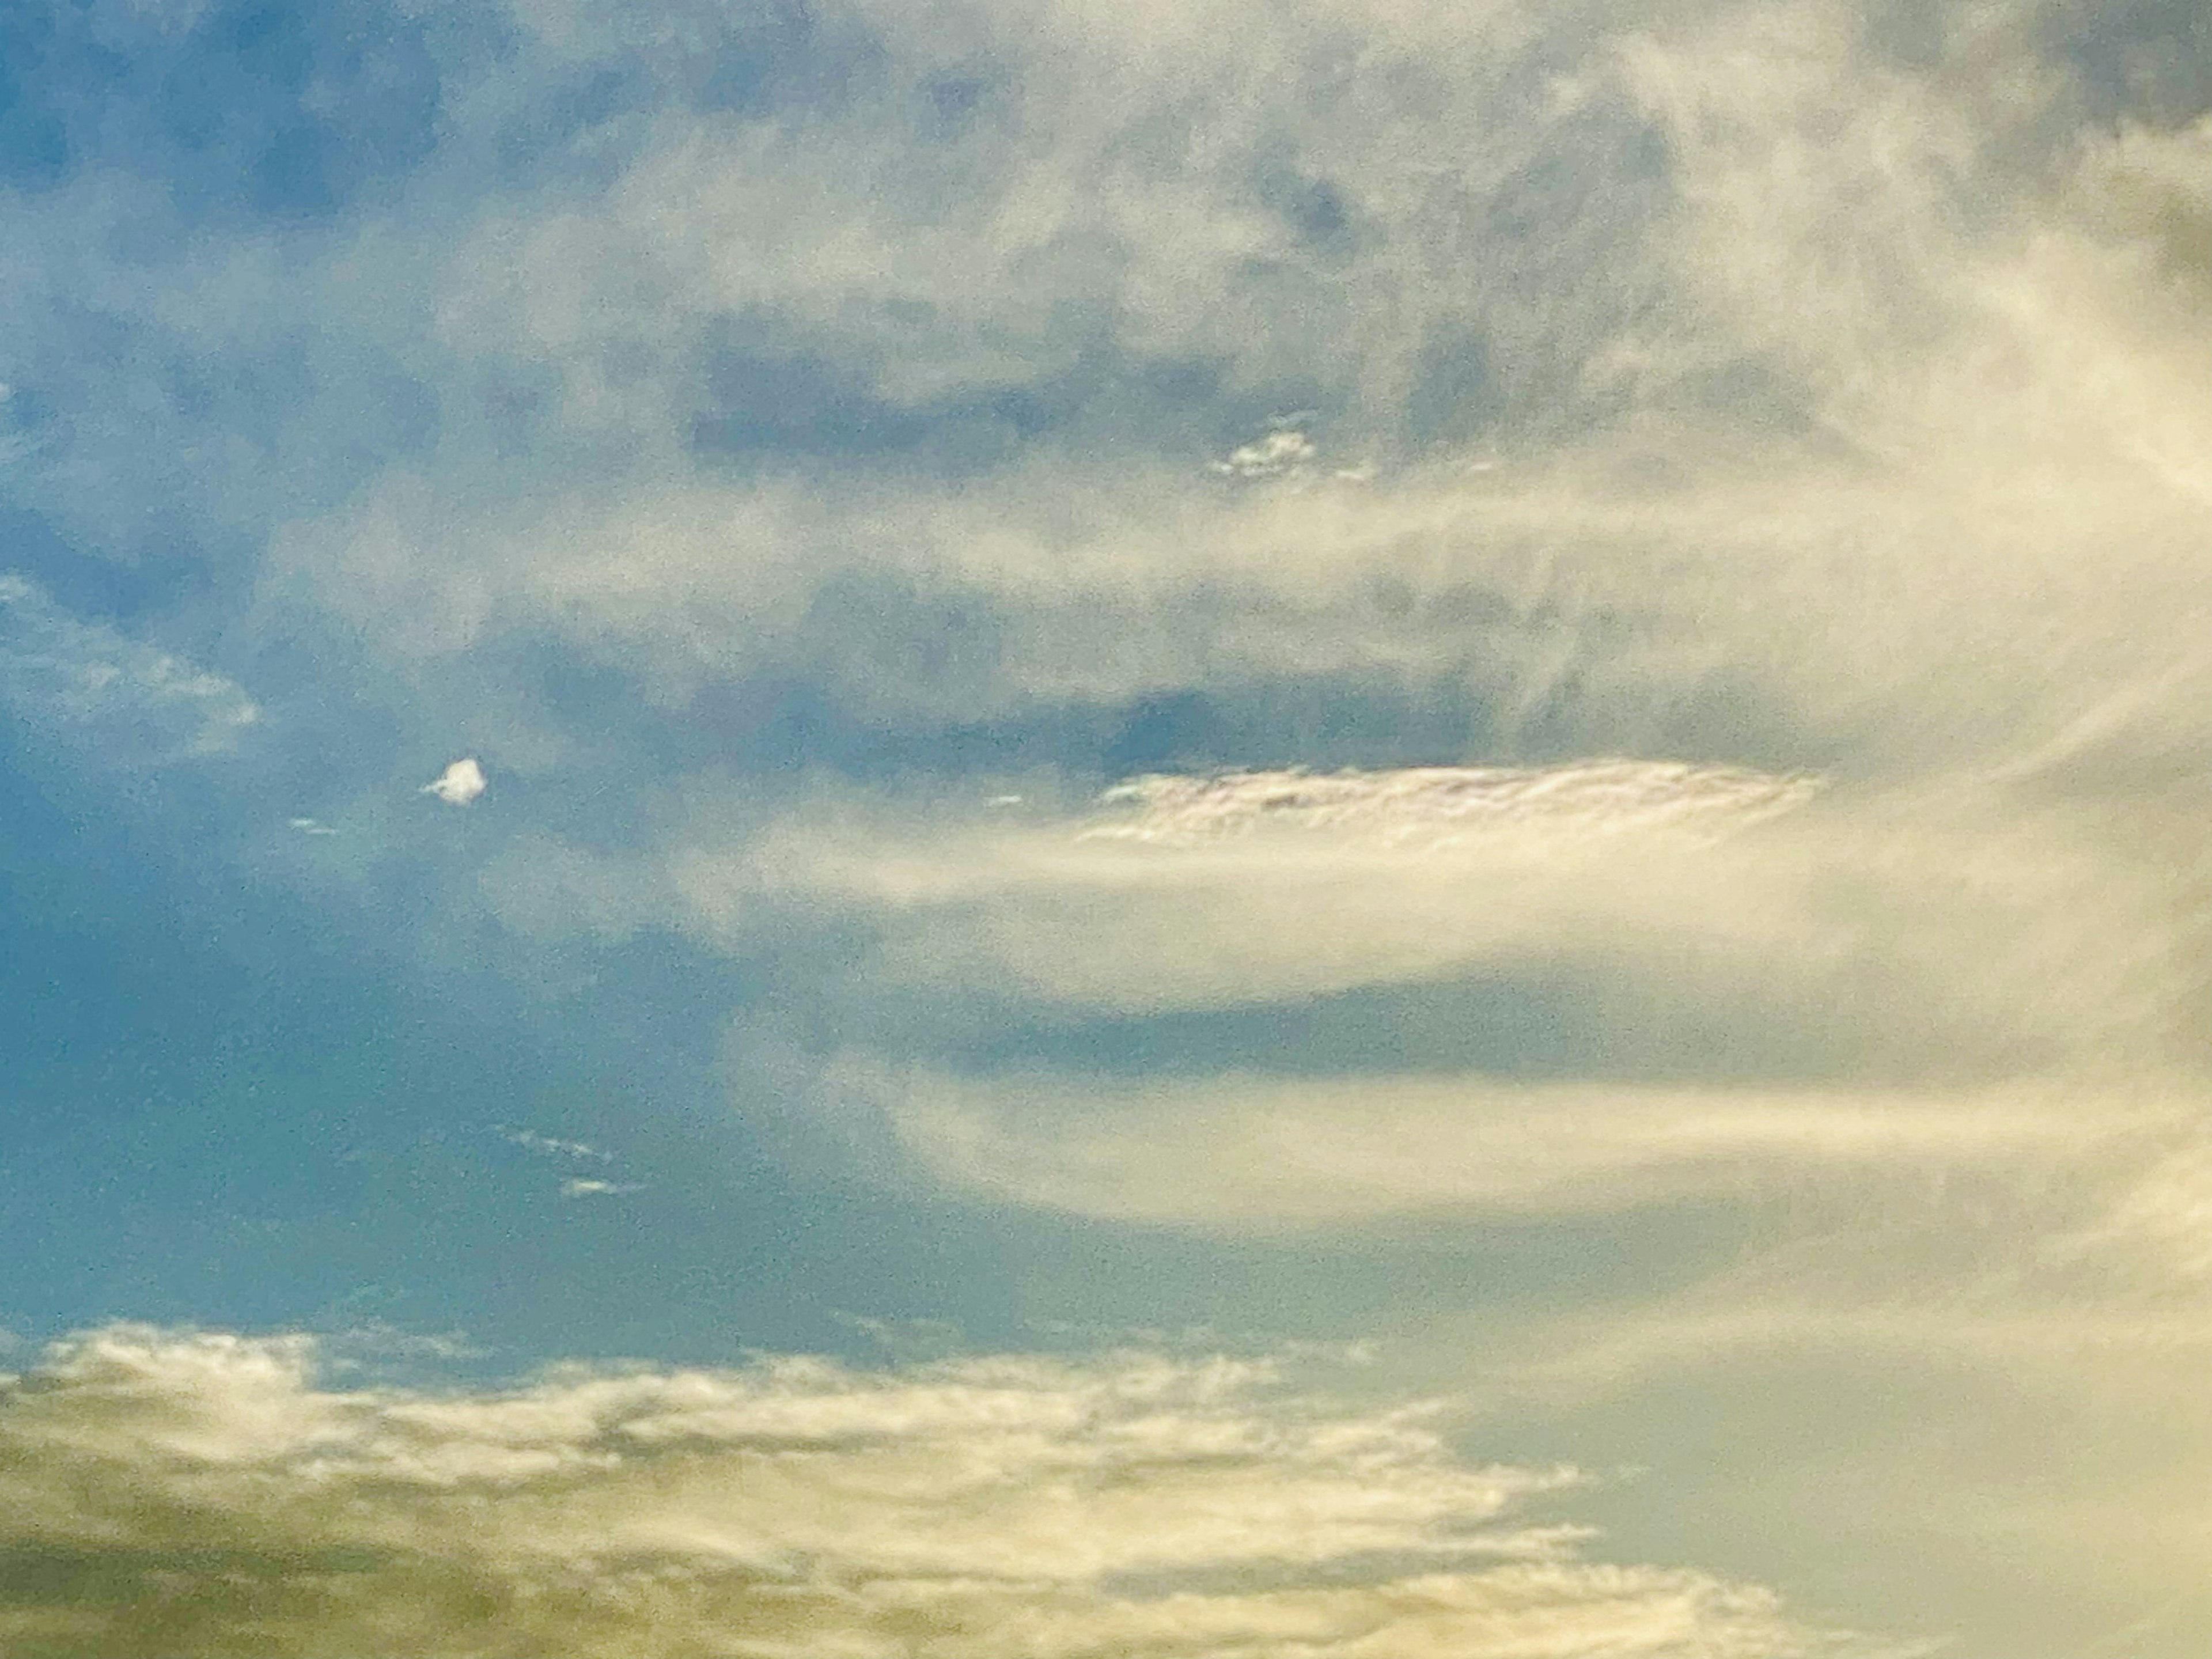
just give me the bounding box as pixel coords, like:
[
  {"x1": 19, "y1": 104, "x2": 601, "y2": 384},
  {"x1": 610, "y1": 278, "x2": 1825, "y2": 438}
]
[
  {"x1": 863, "y1": 1065, "x2": 2181, "y2": 1228},
  {"x1": 0, "y1": 575, "x2": 259, "y2": 763}
]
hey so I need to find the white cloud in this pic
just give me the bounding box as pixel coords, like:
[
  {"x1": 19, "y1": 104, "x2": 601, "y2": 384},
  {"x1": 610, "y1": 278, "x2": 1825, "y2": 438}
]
[
  {"x1": 216, "y1": 0, "x2": 2212, "y2": 829},
  {"x1": 422, "y1": 756, "x2": 488, "y2": 805},
  {"x1": 723, "y1": 763, "x2": 2177, "y2": 1074},
  {"x1": 503, "y1": 1127, "x2": 612, "y2": 1163},
  {"x1": 12, "y1": 1, "x2": 2212, "y2": 1649},
  {"x1": 656, "y1": 747, "x2": 2202, "y2": 1259},
  {"x1": 0, "y1": 1325, "x2": 1902, "y2": 1659},
  {"x1": 275, "y1": 20, "x2": 2212, "y2": 1638},
  {"x1": 1214, "y1": 428, "x2": 1320, "y2": 479},
  {"x1": 503, "y1": 1127, "x2": 645, "y2": 1200},
  {"x1": 859, "y1": 1064, "x2": 2177, "y2": 1229},
  {"x1": 1083, "y1": 762, "x2": 1824, "y2": 849},
  {"x1": 1375, "y1": 1194, "x2": 2212, "y2": 1656},
  {"x1": 560, "y1": 1177, "x2": 645, "y2": 1198}
]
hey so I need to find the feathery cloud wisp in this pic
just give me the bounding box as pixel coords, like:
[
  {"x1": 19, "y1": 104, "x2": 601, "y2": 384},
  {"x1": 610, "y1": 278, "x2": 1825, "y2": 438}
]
[{"x1": 0, "y1": 575, "x2": 258, "y2": 763}]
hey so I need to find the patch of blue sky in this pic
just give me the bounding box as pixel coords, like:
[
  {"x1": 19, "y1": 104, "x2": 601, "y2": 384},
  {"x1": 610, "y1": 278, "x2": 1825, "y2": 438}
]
[
  {"x1": 0, "y1": 718, "x2": 1031, "y2": 1365},
  {"x1": 0, "y1": 0, "x2": 449, "y2": 217}
]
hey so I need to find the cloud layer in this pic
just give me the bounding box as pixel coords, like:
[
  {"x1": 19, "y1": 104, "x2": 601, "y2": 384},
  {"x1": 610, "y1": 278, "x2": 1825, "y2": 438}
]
[
  {"x1": 6, "y1": 0, "x2": 2212, "y2": 1653},
  {"x1": 0, "y1": 1326, "x2": 1895, "y2": 1659},
  {"x1": 680, "y1": 756, "x2": 2191, "y2": 1241}
]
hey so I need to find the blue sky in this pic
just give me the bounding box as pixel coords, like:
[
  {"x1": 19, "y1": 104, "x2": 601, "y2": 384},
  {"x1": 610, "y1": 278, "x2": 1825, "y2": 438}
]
[{"x1": 3, "y1": 1, "x2": 2212, "y2": 1654}]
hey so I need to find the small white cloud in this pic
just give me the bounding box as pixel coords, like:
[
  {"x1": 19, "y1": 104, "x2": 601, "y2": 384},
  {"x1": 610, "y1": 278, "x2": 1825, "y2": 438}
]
[
  {"x1": 559, "y1": 1177, "x2": 645, "y2": 1199},
  {"x1": 503, "y1": 1126, "x2": 612, "y2": 1163},
  {"x1": 1212, "y1": 427, "x2": 1319, "y2": 479},
  {"x1": 422, "y1": 756, "x2": 487, "y2": 805},
  {"x1": 504, "y1": 1127, "x2": 638, "y2": 1199},
  {"x1": 287, "y1": 817, "x2": 339, "y2": 836}
]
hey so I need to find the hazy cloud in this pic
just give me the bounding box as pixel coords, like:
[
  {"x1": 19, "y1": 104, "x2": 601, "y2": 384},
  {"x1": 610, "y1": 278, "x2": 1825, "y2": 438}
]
[
  {"x1": 861, "y1": 1065, "x2": 2173, "y2": 1229},
  {"x1": 8, "y1": 0, "x2": 2212, "y2": 1653},
  {"x1": 502, "y1": 1127, "x2": 612, "y2": 1163},
  {"x1": 0, "y1": 575, "x2": 259, "y2": 763}
]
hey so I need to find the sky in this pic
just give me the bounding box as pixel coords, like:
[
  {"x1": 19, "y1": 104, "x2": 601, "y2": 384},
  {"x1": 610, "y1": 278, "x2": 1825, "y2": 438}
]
[{"x1": 1, "y1": 0, "x2": 2210, "y2": 1653}]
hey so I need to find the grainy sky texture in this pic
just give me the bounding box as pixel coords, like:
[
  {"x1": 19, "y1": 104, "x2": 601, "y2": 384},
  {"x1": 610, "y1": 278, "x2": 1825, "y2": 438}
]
[{"x1": 2, "y1": 0, "x2": 2211, "y2": 1653}]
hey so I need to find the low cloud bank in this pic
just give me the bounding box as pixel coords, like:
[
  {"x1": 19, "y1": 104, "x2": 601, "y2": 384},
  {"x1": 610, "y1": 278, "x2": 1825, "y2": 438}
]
[{"x1": 0, "y1": 1326, "x2": 1899, "y2": 1659}]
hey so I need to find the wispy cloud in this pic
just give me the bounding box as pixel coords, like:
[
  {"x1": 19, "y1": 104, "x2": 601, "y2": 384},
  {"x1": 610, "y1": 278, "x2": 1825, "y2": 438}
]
[
  {"x1": 1083, "y1": 762, "x2": 1825, "y2": 849},
  {"x1": 860, "y1": 1065, "x2": 2175, "y2": 1229},
  {"x1": 502, "y1": 1126, "x2": 612, "y2": 1164},
  {"x1": 0, "y1": 575, "x2": 258, "y2": 763},
  {"x1": 721, "y1": 759, "x2": 2177, "y2": 1073},
  {"x1": 6, "y1": 0, "x2": 2212, "y2": 1652},
  {"x1": 501, "y1": 1125, "x2": 646, "y2": 1202}
]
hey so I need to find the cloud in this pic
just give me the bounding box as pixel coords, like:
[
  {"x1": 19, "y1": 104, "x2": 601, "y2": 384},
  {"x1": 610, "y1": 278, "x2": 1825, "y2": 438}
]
[
  {"x1": 503, "y1": 1126, "x2": 645, "y2": 1201},
  {"x1": 0, "y1": 1325, "x2": 1902, "y2": 1659},
  {"x1": 1213, "y1": 427, "x2": 1321, "y2": 479},
  {"x1": 503, "y1": 1127, "x2": 613, "y2": 1163},
  {"x1": 558, "y1": 1177, "x2": 644, "y2": 1198},
  {"x1": 2051, "y1": 1140, "x2": 2212, "y2": 1283},
  {"x1": 720, "y1": 757, "x2": 2180, "y2": 1064},
  {"x1": 7, "y1": 0, "x2": 2212, "y2": 1650},
  {"x1": 0, "y1": 575, "x2": 259, "y2": 764},
  {"x1": 233, "y1": 0, "x2": 1701, "y2": 718},
  {"x1": 1380, "y1": 1190, "x2": 2212, "y2": 1656},
  {"x1": 221, "y1": 0, "x2": 2205, "y2": 760},
  {"x1": 726, "y1": 760, "x2": 1848, "y2": 1012},
  {"x1": 478, "y1": 832, "x2": 671, "y2": 944},
  {"x1": 856, "y1": 1065, "x2": 2175, "y2": 1230},
  {"x1": 657, "y1": 748, "x2": 2199, "y2": 1245},
  {"x1": 1082, "y1": 762, "x2": 1825, "y2": 849},
  {"x1": 422, "y1": 756, "x2": 487, "y2": 805}
]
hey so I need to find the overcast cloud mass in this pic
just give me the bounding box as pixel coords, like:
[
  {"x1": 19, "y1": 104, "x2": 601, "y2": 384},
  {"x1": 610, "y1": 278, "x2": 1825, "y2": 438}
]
[{"x1": 3, "y1": 0, "x2": 2212, "y2": 1652}]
